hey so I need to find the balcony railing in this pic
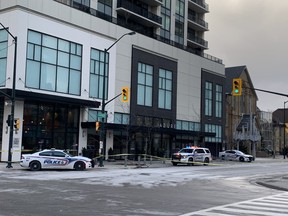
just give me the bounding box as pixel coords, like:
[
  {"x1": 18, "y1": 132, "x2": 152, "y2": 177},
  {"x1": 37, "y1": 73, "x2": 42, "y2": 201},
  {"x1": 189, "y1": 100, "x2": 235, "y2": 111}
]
[
  {"x1": 187, "y1": 13, "x2": 208, "y2": 29},
  {"x1": 187, "y1": 33, "x2": 208, "y2": 48},
  {"x1": 53, "y1": 0, "x2": 222, "y2": 64},
  {"x1": 117, "y1": 0, "x2": 162, "y2": 25},
  {"x1": 191, "y1": 0, "x2": 209, "y2": 11}
]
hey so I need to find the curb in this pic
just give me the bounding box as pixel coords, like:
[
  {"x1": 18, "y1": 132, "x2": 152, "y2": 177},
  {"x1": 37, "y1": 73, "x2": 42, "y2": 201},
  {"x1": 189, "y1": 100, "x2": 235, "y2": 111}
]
[{"x1": 255, "y1": 181, "x2": 288, "y2": 192}]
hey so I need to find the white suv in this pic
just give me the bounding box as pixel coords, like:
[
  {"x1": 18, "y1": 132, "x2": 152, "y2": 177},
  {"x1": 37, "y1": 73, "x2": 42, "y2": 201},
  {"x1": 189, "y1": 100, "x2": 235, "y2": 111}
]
[{"x1": 171, "y1": 147, "x2": 212, "y2": 166}]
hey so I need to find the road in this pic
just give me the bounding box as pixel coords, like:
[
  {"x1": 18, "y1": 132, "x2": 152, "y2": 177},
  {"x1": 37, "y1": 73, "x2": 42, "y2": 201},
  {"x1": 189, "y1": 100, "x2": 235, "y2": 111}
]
[{"x1": 0, "y1": 159, "x2": 288, "y2": 216}]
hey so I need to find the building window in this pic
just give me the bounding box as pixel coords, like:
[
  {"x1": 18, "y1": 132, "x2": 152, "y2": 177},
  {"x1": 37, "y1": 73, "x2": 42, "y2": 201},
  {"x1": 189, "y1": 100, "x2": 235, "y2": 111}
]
[
  {"x1": 98, "y1": 0, "x2": 112, "y2": 16},
  {"x1": 114, "y1": 113, "x2": 130, "y2": 125},
  {"x1": 175, "y1": 0, "x2": 185, "y2": 45},
  {"x1": 90, "y1": 48, "x2": 109, "y2": 100},
  {"x1": 88, "y1": 109, "x2": 107, "y2": 122},
  {"x1": 205, "y1": 124, "x2": 222, "y2": 143},
  {"x1": 0, "y1": 29, "x2": 8, "y2": 87},
  {"x1": 73, "y1": 0, "x2": 90, "y2": 8},
  {"x1": 26, "y1": 30, "x2": 82, "y2": 95},
  {"x1": 158, "y1": 68, "x2": 172, "y2": 109},
  {"x1": 205, "y1": 81, "x2": 212, "y2": 116},
  {"x1": 137, "y1": 62, "x2": 153, "y2": 106},
  {"x1": 175, "y1": 0, "x2": 185, "y2": 20},
  {"x1": 160, "y1": 0, "x2": 171, "y2": 40},
  {"x1": 176, "y1": 120, "x2": 200, "y2": 131},
  {"x1": 22, "y1": 102, "x2": 80, "y2": 152},
  {"x1": 215, "y1": 84, "x2": 222, "y2": 118}
]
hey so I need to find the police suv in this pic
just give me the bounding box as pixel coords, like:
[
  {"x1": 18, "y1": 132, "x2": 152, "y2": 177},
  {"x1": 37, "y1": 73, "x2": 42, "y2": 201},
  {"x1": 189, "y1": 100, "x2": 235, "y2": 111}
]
[{"x1": 171, "y1": 146, "x2": 212, "y2": 166}]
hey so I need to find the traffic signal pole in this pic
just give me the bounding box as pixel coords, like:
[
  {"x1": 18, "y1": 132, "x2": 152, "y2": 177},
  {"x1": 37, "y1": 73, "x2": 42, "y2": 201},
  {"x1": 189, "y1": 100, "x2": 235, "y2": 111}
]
[
  {"x1": 98, "y1": 32, "x2": 135, "y2": 167},
  {"x1": 0, "y1": 23, "x2": 17, "y2": 168}
]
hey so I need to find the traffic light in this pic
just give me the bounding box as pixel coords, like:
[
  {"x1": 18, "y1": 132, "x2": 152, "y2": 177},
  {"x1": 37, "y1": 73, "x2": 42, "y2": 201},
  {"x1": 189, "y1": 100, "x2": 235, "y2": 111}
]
[
  {"x1": 232, "y1": 78, "x2": 242, "y2": 96},
  {"x1": 14, "y1": 118, "x2": 20, "y2": 130},
  {"x1": 285, "y1": 123, "x2": 288, "y2": 134},
  {"x1": 6, "y1": 115, "x2": 11, "y2": 126},
  {"x1": 121, "y1": 87, "x2": 129, "y2": 102},
  {"x1": 96, "y1": 121, "x2": 100, "y2": 132}
]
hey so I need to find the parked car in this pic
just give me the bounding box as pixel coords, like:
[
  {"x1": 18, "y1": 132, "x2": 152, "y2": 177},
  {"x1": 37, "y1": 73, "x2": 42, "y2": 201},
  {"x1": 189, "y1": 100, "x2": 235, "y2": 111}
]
[
  {"x1": 219, "y1": 150, "x2": 254, "y2": 162},
  {"x1": 171, "y1": 146, "x2": 212, "y2": 166},
  {"x1": 20, "y1": 149, "x2": 94, "y2": 171}
]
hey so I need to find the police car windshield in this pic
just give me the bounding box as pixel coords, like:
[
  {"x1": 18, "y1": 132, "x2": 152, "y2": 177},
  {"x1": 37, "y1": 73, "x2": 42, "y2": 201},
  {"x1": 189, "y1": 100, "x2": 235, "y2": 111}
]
[{"x1": 179, "y1": 149, "x2": 193, "y2": 153}]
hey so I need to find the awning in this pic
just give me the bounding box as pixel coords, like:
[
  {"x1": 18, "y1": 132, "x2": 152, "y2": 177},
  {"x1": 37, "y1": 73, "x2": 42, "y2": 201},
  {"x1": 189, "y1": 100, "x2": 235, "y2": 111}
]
[{"x1": 1, "y1": 89, "x2": 100, "y2": 108}]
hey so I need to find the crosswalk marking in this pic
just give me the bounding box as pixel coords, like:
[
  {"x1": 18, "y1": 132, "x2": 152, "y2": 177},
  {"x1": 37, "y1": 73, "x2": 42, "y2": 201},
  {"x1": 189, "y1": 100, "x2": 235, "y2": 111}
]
[{"x1": 180, "y1": 192, "x2": 288, "y2": 216}]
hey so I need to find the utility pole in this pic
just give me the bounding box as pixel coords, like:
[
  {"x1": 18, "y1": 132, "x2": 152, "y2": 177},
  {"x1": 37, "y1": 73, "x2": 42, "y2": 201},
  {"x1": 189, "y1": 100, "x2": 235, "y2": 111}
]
[
  {"x1": 0, "y1": 22, "x2": 17, "y2": 168},
  {"x1": 98, "y1": 31, "x2": 135, "y2": 167}
]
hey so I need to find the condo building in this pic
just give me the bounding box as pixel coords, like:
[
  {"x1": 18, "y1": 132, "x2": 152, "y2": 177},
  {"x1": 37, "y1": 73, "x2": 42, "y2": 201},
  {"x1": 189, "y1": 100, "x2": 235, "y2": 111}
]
[{"x1": 0, "y1": 0, "x2": 225, "y2": 162}]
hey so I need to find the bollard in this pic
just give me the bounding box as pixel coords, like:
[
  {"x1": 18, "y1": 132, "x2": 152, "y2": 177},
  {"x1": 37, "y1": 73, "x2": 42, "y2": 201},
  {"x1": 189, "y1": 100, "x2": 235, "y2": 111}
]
[
  {"x1": 124, "y1": 155, "x2": 127, "y2": 167},
  {"x1": 138, "y1": 155, "x2": 141, "y2": 167},
  {"x1": 144, "y1": 154, "x2": 146, "y2": 166}
]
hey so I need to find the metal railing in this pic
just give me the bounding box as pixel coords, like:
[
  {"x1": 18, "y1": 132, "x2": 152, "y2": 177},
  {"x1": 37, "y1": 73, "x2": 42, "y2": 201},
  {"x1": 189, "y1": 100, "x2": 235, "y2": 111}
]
[
  {"x1": 190, "y1": 0, "x2": 209, "y2": 11},
  {"x1": 117, "y1": 0, "x2": 162, "y2": 24},
  {"x1": 188, "y1": 13, "x2": 208, "y2": 29},
  {"x1": 53, "y1": 0, "x2": 222, "y2": 64}
]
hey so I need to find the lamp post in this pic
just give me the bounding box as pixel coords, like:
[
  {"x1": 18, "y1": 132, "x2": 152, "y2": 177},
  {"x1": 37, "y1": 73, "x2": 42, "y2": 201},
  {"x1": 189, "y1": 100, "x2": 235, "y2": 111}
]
[
  {"x1": 284, "y1": 100, "x2": 288, "y2": 159},
  {"x1": 98, "y1": 31, "x2": 135, "y2": 167},
  {"x1": 0, "y1": 23, "x2": 17, "y2": 168}
]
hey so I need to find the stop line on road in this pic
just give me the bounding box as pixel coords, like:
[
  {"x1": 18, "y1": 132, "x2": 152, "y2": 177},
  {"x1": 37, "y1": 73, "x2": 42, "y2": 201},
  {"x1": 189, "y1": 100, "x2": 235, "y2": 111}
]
[{"x1": 180, "y1": 192, "x2": 288, "y2": 216}]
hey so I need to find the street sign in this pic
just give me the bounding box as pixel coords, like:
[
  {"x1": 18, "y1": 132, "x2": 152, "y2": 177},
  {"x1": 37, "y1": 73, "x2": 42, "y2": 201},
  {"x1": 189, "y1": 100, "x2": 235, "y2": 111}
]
[{"x1": 97, "y1": 113, "x2": 107, "y2": 118}]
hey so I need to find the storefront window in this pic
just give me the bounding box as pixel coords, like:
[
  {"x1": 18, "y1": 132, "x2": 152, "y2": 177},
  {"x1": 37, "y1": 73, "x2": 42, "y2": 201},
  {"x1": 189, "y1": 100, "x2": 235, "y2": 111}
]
[{"x1": 22, "y1": 102, "x2": 79, "y2": 153}]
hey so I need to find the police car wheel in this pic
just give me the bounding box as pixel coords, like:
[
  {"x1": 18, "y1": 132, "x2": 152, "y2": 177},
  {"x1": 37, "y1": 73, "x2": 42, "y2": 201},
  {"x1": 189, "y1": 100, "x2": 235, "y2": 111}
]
[
  {"x1": 74, "y1": 161, "x2": 85, "y2": 171},
  {"x1": 203, "y1": 157, "x2": 209, "y2": 166},
  {"x1": 30, "y1": 161, "x2": 41, "y2": 171},
  {"x1": 172, "y1": 162, "x2": 178, "y2": 166},
  {"x1": 239, "y1": 157, "x2": 244, "y2": 162},
  {"x1": 188, "y1": 158, "x2": 194, "y2": 166}
]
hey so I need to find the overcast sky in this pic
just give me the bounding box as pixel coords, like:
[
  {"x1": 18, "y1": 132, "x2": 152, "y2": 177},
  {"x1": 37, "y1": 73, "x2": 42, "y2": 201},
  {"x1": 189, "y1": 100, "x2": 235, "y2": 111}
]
[{"x1": 205, "y1": 0, "x2": 288, "y2": 112}]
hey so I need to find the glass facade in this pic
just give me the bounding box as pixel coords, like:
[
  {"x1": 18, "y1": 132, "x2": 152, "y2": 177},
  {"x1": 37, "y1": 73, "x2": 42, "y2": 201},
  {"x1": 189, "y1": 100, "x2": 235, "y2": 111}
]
[
  {"x1": 158, "y1": 68, "x2": 172, "y2": 109},
  {"x1": 137, "y1": 62, "x2": 153, "y2": 106},
  {"x1": 90, "y1": 48, "x2": 109, "y2": 99},
  {"x1": 22, "y1": 102, "x2": 80, "y2": 153},
  {"x1": 160, "y1": 0, "x2": 171, "y2": 40},
  {"x1": 26, "y1": 30, "x2": 82, "y2": 95},
  {"x1": 205, "y1": 124, "x2": 222, "y2": 143},
  {"x1": 215, "y1": 84, "x2": 223, "y2": 118},
  {"x1": 205, "y1": 81, "x2": 212, "y2": 116},
  {"x1": 98, "y1": 0, "x2": 112, "y2": 16},
  {"x1": 175, "y1": 0, "x2": 185, "y2": 45}
]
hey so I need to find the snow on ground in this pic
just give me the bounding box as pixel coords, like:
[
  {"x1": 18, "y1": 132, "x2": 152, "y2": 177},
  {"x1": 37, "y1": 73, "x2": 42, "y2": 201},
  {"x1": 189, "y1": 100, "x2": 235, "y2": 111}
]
[{"x1": 6, "y1": 165, "x2": 225, "y2": 188}]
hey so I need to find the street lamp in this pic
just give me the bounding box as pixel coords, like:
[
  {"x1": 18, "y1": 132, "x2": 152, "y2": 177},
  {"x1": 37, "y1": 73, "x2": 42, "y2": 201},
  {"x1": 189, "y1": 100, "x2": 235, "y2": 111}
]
[
  {"x1": 0, "y1": 22, "x2": 17, "y2": 168},
  {"x1": 284, "y1": 100, "x2": 288, "y2": 159},
  {"x1": 98, "y1": 31, "x2": 136, "y2": 167}
]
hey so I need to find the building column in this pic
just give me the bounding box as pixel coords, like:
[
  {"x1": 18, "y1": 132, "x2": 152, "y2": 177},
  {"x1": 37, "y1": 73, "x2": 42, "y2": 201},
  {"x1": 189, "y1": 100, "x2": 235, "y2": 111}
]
[{"x1": 1, "y1": 100, "x2": 24, "y2": 162}]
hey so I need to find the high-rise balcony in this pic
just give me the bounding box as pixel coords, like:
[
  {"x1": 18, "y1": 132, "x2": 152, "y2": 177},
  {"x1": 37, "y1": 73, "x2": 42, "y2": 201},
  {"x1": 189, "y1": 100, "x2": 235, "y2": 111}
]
[
  {"x1": 187, "y1": 33, "x2": 208, "y2": 49},
  {"x1": 116, "y1": 0, "x2": 162, "y2": 27},
  {"x1": 188, "y1": 13, "x2": 208, "y2": 31},
  {"x1": 188, "y1": 0, "x2": 209, "y2": 13},
  {"x1": 137, "y1": 0, "x2": 162, "y2": 7}
]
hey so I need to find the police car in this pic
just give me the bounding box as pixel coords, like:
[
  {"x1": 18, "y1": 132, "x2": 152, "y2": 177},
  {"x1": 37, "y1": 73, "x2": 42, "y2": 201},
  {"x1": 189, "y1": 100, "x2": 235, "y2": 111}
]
[
  {"x1": 20, "y1": 149, "x2": 93, "y2": 171},
  {"x1": 219, "y1": 150, "x2": 254, "y2": 162},
  {"x1": 171, "y1": 146, "x2": 212, "y2": 166}
]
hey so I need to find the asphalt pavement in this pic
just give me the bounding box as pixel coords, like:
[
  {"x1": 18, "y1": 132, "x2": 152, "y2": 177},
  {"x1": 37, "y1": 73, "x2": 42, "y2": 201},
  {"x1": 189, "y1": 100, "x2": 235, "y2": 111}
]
[{"x1": 1, "y1": 156, "x2": 288, "y2": 191}]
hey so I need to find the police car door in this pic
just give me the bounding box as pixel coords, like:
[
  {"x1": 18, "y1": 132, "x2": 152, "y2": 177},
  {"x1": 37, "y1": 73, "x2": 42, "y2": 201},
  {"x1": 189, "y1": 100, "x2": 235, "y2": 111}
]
[{"x1": 194, "y1": 149, "x2": 205, "y2": 162}]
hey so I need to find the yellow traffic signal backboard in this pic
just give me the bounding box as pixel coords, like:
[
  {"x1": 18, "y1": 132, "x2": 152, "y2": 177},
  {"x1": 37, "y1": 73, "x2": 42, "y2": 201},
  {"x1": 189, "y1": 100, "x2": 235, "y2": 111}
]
[
  {"x1": 232, "y1": 78, "x2": 242, "y2": 96},
  {"x1": 121, "y1": 87, "x2": 129, "y2": 102}
]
